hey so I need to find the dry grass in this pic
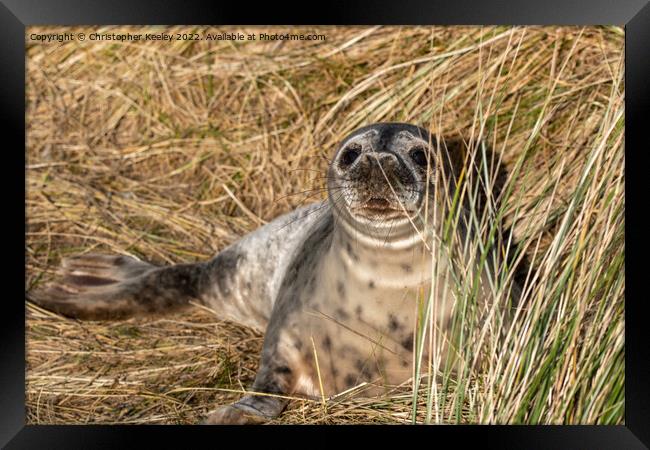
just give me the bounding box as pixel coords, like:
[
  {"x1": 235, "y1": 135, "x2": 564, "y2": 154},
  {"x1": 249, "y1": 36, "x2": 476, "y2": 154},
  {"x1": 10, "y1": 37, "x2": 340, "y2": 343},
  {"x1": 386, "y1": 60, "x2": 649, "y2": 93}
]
[{"x1": 26, "y1": 25, "x2": 624, "y2": 424}]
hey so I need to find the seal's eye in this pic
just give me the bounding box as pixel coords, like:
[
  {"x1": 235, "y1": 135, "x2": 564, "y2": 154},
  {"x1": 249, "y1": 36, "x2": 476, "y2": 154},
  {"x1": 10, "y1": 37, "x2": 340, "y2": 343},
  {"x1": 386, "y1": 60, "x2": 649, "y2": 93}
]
[
  {"x1": 339, "y1": 144, "x2": 361, "y2": 167},
  {"x1": 409, "y1": 146, "x2": 429, "y2": 168}
]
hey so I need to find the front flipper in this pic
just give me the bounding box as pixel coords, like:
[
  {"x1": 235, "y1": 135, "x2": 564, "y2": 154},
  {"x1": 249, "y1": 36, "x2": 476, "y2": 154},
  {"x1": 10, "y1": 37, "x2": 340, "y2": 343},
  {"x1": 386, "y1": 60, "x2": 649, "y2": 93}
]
[
  {"x1": 203, "y1": 347, "x2": 299, "y2": 424},
  {"x1": 203, "y1": 394, "x2": 288, "y2": 425}
]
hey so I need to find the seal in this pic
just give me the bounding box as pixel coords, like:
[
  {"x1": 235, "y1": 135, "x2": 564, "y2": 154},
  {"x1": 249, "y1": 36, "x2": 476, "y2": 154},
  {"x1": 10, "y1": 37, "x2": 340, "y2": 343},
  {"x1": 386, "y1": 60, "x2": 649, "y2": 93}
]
[{"x1": 28, "y1": 122, "x2": 525, "y2": 424}]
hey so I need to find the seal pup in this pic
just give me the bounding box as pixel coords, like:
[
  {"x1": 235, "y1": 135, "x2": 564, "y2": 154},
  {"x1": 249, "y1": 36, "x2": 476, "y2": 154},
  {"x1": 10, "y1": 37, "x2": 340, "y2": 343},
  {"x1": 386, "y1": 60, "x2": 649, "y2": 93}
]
[{"x1": 28, "y1": 122, "x2": 524, "y2": 424}]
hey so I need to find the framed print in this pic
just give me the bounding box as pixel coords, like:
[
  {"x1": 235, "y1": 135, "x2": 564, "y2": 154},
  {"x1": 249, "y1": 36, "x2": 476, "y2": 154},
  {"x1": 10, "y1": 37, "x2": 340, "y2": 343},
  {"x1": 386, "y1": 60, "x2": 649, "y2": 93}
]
[{"x1": 3, "y1": 0, "x2": 649, "y2": 447}]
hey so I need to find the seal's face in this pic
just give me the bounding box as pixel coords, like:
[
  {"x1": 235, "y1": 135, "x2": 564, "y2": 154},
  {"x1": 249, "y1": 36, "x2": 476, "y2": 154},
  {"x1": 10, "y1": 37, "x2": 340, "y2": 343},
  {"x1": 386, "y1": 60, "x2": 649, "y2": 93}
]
[{"x1": 328, "y1": 123, "x2": 436, "y2": 232}]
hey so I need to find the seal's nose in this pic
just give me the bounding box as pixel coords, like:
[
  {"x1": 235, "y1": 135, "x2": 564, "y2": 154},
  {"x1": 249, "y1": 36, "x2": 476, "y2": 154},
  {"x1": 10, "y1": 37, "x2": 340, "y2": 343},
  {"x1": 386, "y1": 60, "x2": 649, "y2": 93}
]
[
  {"x1": 364, "y1": 151, "x2": 399, "y2": 170},
  {"x1": 365, "y1": 152, "x2": 400, "y2": 178},
  {"x1": 358, "y1": 152, "x2": 403, "y2": 191}
]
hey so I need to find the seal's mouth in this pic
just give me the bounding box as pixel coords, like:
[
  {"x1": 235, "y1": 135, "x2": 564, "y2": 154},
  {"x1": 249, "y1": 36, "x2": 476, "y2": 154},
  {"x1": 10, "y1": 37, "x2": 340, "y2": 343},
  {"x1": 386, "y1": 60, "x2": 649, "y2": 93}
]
[{"x1": 352, "y1": 197, "x2": 413, "y2": 220}]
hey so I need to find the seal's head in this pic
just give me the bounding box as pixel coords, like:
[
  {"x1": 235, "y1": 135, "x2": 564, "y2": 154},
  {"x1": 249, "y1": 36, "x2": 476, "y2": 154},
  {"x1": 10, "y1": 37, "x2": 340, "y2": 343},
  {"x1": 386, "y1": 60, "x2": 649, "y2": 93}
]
[{"x1": 328, "y1": 123, "x2": 445, "y2": 240}]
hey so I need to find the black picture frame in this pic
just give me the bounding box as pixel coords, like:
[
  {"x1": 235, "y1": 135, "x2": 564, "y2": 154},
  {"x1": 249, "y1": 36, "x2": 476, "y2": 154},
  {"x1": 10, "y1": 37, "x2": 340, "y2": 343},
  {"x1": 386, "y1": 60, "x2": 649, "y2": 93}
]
[{"x1": 4, "y1": 0, "x2": 648, "y2": 448}]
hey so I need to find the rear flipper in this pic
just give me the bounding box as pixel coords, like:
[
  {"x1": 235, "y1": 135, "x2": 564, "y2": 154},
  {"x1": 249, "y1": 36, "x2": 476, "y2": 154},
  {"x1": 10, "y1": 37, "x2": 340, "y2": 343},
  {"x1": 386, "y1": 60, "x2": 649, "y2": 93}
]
[{"x1": 28, "y1": 254, "x2": 204, "y2": 320}]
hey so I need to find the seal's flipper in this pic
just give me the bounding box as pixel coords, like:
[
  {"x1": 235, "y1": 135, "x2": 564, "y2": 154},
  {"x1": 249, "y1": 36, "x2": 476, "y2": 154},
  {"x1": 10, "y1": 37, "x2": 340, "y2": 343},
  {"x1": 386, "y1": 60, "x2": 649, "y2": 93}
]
[
  {"x1": 203, "y1": 394, "x2": 288, "y2": 425},
  {"x1": 28, "y1": 254, "x2": 204, "y2": 320},
  {"x1": 203, "y1": 353, "x2": 296, "y2": 424}
]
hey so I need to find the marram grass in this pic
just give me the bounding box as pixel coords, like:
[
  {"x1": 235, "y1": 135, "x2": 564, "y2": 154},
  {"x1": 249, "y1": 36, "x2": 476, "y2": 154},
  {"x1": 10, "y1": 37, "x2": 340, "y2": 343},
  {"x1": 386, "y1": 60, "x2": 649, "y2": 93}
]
[{"x1": 26, "y1": 25, "x2": 624, "y2": 424}]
